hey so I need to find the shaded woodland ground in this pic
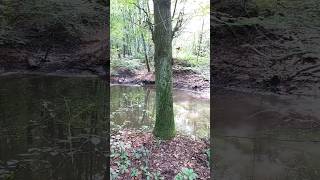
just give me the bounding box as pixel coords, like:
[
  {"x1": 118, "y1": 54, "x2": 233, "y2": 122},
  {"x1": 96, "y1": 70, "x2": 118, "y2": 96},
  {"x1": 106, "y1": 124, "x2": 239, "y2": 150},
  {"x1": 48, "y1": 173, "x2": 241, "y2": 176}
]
[{"x1": 212, "y1": 0, "x2": 320, "y2": 96}]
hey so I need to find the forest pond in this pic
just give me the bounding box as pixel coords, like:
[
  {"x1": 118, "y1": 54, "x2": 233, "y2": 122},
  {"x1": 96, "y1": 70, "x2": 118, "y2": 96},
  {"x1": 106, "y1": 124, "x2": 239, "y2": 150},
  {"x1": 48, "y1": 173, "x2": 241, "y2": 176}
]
[
  {"x1": 110, "y1": 85, "x2": 210, "y2": 138},
  {"x1": 0, "y1": 75, "x2": 210, "y2": 180},
  {"x1": 213, "y1": 88, "x2": 320, "y2": 180},
  {"x1": 2, "y1": 75, "x2": 319, "y2": 179},
  {"x1": 0, "y1": 74, "x2": 108, "y2": 180}
]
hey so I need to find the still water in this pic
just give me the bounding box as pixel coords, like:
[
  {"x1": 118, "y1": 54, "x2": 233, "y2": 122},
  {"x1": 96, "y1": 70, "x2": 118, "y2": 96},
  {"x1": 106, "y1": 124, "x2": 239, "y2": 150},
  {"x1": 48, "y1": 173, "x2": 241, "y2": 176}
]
[
  {"x1": 110, "y1": 85, "x2": 210, "y2": 138},
  {"x1": 213, "y1": 88, "x2": 320, "y2": 180},
  {"x1": 0, "y1": 75, "x2": 108, "y2": 180},
  {"x1": 0, "y1": 75, "x2": 210, "y2": 180},
  {"x1": 3, "y1": 74, "x2": 318, "y2": 180}
]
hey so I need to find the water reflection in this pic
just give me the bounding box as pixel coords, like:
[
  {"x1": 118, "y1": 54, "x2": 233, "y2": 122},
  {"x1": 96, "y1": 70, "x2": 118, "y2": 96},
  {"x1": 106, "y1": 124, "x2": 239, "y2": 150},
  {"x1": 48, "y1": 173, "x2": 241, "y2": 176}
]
[
  {"x1": 213, "y1": 89, "x2": 320, "y2": 180},
  {"x1": 110, "y1": 85, "x2": 210, "y2": 138},
  {"x1": 0, "y1": 75, "x2": 108, "y2": 180}
]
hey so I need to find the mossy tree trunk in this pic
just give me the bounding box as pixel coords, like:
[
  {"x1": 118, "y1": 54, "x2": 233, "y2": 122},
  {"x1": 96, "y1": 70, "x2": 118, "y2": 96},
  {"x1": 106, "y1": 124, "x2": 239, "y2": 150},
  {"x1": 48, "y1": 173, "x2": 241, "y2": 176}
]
[{"x1": 152, "y1": 0, "x2": 175, "y2": 139}]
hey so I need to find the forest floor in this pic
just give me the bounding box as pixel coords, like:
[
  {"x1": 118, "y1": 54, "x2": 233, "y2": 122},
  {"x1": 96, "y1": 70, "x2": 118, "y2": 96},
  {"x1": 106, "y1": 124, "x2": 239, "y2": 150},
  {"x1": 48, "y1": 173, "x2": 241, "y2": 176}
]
[{"x1": 110, "y1": 129, "x2": 210, "y2": 180}]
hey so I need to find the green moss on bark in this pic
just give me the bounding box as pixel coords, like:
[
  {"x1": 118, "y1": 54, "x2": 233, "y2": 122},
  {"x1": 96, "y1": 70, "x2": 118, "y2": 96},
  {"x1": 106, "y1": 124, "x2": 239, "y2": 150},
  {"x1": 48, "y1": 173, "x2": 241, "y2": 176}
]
[{"x1": 152, "y1": 0, "x2": 176, "y2": 140}]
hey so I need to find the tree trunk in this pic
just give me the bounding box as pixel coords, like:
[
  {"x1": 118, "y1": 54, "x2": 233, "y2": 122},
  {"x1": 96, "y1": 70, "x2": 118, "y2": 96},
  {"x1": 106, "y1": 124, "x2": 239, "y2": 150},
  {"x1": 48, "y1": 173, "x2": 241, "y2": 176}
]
[
  {"x1": 141, "y1": 33, "x2": 151, "y2": 72},
  {"x1": 123, "y1": 36, "x2": 126, "y2": 57},
  {"x1": 153, "y1": 0, "x2": 175, "y2": 139},
  {"x1": 196, "y1": 19, "x2": 205, "y2": 62},
  {"x1": 116, "y1": 44, "x2": 121, "y2": 58}
]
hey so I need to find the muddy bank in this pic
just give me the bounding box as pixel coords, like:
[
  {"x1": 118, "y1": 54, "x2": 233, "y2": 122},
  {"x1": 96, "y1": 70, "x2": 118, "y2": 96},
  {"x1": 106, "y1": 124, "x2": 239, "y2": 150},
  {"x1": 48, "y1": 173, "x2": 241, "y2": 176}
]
[
  {"x1": 0, "y1": 30, "x2": 108, "y2": 77},
  {"x1": 212, "y1": 23, "x2": 320, "y2": 96},
  {"x1": 111, "y1": 65, "x2": 210, "y2": 93},
  {"x1": 1, "y1": 0, "x2": 108, "y2": 77},
  {"x1": 211, "y1": 1, "x2": 320, "y2": 97}
]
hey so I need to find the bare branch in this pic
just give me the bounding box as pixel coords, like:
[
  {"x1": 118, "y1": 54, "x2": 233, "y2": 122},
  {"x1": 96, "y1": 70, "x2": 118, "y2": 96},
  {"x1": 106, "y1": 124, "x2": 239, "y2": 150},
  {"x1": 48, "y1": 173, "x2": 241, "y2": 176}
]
[
  {"x1": 132, "y1": 2, "x2": 154, "y2": 36},
  {"x1": 172, "y1": 10, "x2": 186, "y2": 38},
  {"x1": 172, "y1": 0, "x2": 178, "y2": 19},
  {"x1": 171, "y1": 1, "x2": 188, "y2": 39}
]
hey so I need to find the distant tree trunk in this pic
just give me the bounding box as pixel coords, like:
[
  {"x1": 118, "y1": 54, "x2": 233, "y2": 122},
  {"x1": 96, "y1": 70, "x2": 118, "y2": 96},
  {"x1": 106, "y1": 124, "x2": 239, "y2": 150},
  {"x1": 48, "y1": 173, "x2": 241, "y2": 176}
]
[
  {"x1": 153, "y1": 0, "x2": 175, "y2": 139},
  {"x1": 136, "y1": 37, "x2": 140, "y2": 54},
  {"x1": 196, "y1": 19, "x2": 205, "y2": 62},
  {"x1": 123, "y1": 36, "x2": 126, "y2": 57},
  {"x1": 141, "y1": 33, "x2": 151, "y2": 72},
  {"x1": 116, "y1": 44, "x2": 121, "y2": 58}
]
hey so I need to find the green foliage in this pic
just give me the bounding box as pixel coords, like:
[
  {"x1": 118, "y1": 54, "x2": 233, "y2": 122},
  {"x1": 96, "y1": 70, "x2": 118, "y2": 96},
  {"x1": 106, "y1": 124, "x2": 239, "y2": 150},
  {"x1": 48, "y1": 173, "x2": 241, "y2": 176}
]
[
  {"x1": 205, "y1": 149, "x2": 210, "y2": 167},
  {"x1": 110, "y1": 168, "x2": 119, "y2": 180},
  {"x1": 110, "y1": 0, "x2": 209, "y2": 78},
  {"x1": 153, "y1": 171, "x2": 164, "y2": 180},
  {"x1": 111, "y1": 58, "x2": 144, "y2": 75},
  {"x1": 174, "y1": 54, "x2": 210, "y2": 78},
  {"x1": 111, "y1": 141, "x2": 131, "y2": 175},
  {"x1": 140, "y1": 165, "x2": 153, "y2": 179},
  {"x1": 205, "y1": 149, "x2": 210, "y2": 160},
  {"x1": 175, "y1": 168, "x2": 198, "y2": 180},
  {"x1": 111, "y1": 140, "x2": 166, "y2": 179},
  {"x1": 130, "y1": 167, "x2": 139, "y2": 177},
  {"x1": 110, "y1": 0, "x2": 153, "y2": 61},
  {"x1": 133, "y1": 145, "x2": 150, "y2": 159},
  {"x1": 119, "y1": 163, "x2": 130, "y2": 174},
  {"x1": 110, "y1": 147, "x2": 119, "y2": 158}
]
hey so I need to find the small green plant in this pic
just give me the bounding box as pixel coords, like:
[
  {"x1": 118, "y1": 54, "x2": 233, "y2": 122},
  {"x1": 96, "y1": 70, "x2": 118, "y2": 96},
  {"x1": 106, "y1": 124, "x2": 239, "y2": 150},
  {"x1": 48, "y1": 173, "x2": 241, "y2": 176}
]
[
  {"x1": 145, "y1": 172, "x2": 153, "y2": 180},
  {"x1": 110, "y1": 168, "x2": 119, "y2": 180},
  {"x1": 175, "y1": 168, "x2": 198, "y2": 180},
  {"x1": 154, "y1": 171, "x2": 164, "y2": 180},
  {"x1": 110, "y1": 147, "x2": 120, "y2": 158},
  {"x1": 119, "y1": 163, "x2": 130, "y2": 174},
  {"x1": 130, "y1": 168, "x2": 139, "y2": 177},
  {"x1": 120, "y1": 150, "x2": 129, "y2": 160},
  {"x1": 133, "y1": 149, "x2": 143, "y2": 159},
  {"x1": 140, "y1": 165, "x2": 148, "y2": 174},
  {"x1": 111, "y1": 141, "x2": 132, "y2": 175},
  {"x1": 133, "y1": 145, "x2": 150, "y2": 159},
  {"x1": 140, "y1": 165, "x2": 153, "y2": 180},
  {"x1": 205, "y1": 148, "x2": 210, "y2": 167},
  {"x1": 118, "y1": 153, "x2": 131, "y2": 174}
]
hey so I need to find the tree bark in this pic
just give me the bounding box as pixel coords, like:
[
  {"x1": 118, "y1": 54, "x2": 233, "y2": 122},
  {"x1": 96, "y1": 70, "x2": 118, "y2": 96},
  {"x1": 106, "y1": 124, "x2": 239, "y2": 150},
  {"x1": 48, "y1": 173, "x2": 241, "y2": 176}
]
[{"x1": 153, "y1": 0, "x2": 175, "y2": 139}]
